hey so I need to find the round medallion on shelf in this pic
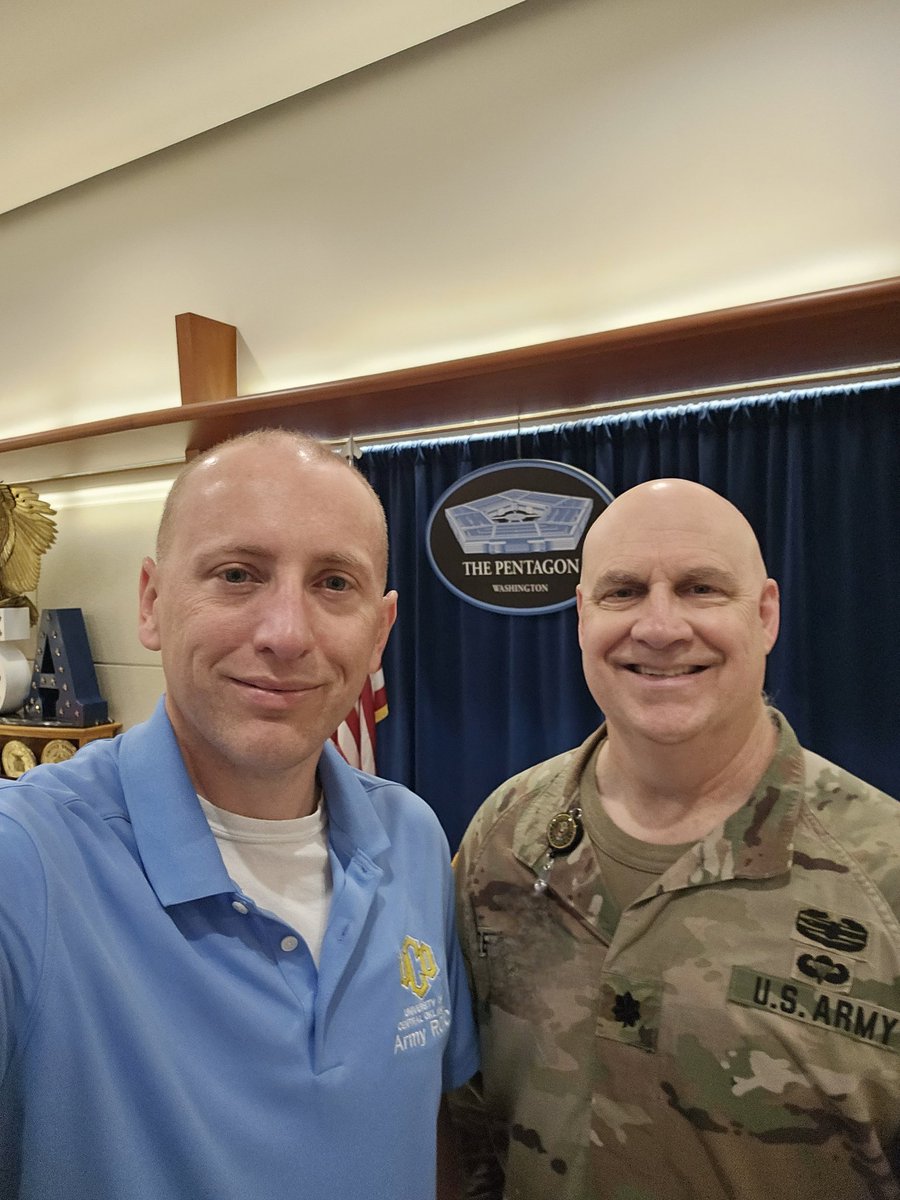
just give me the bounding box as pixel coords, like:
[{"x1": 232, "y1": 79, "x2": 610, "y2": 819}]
[
  {"x1": 41, "y1": 739, "x2": 77, "y2": 765},
  {"x1": 2, "y1": 739, "x2": 37, "y2": 779}
]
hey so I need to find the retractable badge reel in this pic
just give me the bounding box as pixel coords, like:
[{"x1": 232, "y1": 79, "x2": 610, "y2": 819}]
[{"x1": 533, "y1": 806, "x2": 583, "y2": 893}]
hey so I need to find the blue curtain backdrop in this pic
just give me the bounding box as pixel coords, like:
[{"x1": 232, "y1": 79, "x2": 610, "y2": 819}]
[{"x1": 359, "y1": 383, "x2": 900, "y2": 851}]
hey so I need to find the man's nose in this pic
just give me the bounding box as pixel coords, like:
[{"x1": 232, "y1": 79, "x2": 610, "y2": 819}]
[
  {"x1": 629, "y1": 589, "x2": 692, "y2": 648},
  {"x1": 251, "y1": 582, "x2": 314, "y2": 658}
]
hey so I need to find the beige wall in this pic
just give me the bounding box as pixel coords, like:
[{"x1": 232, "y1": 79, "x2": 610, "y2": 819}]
[
  {"x1": 3, "y1": 0, "x2": 900, "y2": 730},
  {"x1": 4, "y1": 0, "x2": 526, "y2": 214}
]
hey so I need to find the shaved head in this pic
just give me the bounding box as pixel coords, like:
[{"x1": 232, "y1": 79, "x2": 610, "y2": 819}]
[
  {"x1": 582, "y1": 479, "x2": 769, "y2": 589},
  {"x1": 156, "y1": 429, "x2": 389, "y2": 587}
]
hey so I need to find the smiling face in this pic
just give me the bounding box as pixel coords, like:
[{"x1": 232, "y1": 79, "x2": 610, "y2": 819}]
[
  {"x1": 138, "y1": 435, "x2": 396, "y2": 811},
  {"x1": 576, "y1": 479, "x2": 779, "y2": 756}
]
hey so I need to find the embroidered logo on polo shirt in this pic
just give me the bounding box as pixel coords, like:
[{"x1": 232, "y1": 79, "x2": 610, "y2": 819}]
[
  {"x1": 395, "y1": 937, "x2": 450, "y2": 1056},
  {"x1": 399, "y1": 936, "x2": 439, "y2": 999}
]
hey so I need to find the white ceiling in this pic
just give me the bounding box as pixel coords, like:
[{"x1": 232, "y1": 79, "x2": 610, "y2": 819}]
[{"x1": 2, "y1": 0, "x2": 525, "y2": 215}]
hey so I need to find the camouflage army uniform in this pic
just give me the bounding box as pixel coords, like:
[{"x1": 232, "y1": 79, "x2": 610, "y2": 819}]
[{"x1": 452, "y1": 711, "x2": 900, "y2": 1199}]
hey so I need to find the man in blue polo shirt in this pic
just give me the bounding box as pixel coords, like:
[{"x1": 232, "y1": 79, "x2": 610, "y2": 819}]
[{"x1": 0, "y1": 430, "x2": 477, "y2": 1200}]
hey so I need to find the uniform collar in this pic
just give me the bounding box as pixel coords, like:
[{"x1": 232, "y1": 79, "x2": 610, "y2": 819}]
[
  {"x1": 118, "y1": 698, "x2": 391, "y2": 908},
  {"x1": 511, "y1": 709, "x2": 805, "y2": 910},
  {"x1": 664, "y1": 709, "x2": 805, "y2": 888}
]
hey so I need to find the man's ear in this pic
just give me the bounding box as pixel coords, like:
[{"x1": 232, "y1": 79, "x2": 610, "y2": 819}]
[
  {"x1": 759, "y1": 578, "x2": 780, "y2": 654},
  {"x1": 138, "y1": 557, "x2": 162, "y2": 651},
  {"x1": 575, "y1": 584, "x2": 585, "y2": 649},
  {"x1": 368, "y1": 590, "x2": 398, "y2": 674}
]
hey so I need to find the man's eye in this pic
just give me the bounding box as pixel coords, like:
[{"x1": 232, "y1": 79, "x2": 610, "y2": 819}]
[
  {"x1": 221, "y1": 567, "x2": 252, "y2": 584},
  {"x1": 323, "y1": 575, "x2": 350, "y2": 592}
]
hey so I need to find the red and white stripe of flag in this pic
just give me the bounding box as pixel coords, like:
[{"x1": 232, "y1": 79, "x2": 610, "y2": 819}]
[{"x1": 330, "y1": 668, "x2": 388, "y2": 774}]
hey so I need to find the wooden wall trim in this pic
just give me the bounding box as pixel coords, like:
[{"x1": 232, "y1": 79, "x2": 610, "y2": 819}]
[
  {"x1": 180, "y1": 276, "x2": 900, "y2": 451},
  {"x1": 2, "y1": 278, "x2": 898, "y2": 482},
  {"x1": 175, "y1": 313, "x2": 237, "y2": 406}
]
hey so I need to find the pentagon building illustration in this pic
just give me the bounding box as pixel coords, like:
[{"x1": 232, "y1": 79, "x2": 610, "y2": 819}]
[{"x1": 445, "y1": 489, "x2": 593, "y2": 554}]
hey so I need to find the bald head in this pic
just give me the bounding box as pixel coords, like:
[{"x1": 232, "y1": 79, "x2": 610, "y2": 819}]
[
  {"x1": 156, "y1": 429, "x2": 389, "y2": 587},
  {"x1": 582, "y1": 479, "x2": 769, "y2": 589}
]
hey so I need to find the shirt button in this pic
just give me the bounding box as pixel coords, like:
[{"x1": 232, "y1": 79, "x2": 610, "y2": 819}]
[
  {"x1": 281, "y1": 936, "x2": 299, "y2": 953},
  {"x1": 232, "y1": 901, "x2": 249, "y2": 915}
]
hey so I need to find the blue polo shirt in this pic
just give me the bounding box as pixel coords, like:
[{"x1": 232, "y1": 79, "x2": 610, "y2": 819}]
[{"x1": 0, "y1": 701, "x2": 478, "y2": 1200}]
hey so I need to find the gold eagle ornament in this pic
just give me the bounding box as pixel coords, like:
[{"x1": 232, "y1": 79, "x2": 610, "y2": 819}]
[{"x1": 0, "y1": 483, "x2": 57, "y2": 623}]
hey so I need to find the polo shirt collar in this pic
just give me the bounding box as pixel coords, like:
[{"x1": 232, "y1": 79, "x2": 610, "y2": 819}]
[
  {"x1": 117, "y1": 699, "x2": 392, "y2": 909},
  {"x1": 317, "y1": 742, "x2": 391, "y2": 868},
  {"x1": 117, "y1": 698, "x2": 233, "y2": 908}
]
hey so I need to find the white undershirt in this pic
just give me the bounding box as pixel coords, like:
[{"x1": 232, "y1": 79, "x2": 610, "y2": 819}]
[{"x1": 198, "y1": 794, "x2": 333, "y2": 967}]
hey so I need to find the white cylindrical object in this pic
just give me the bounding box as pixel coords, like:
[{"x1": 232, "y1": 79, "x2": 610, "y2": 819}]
[{"x1": 0, "y1": 644, "x2": 32, "y2": 713}]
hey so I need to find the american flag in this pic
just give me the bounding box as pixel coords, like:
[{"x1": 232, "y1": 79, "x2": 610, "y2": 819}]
[{"x1": 330, "y1": 668, "x2": 388, "y2": 774}]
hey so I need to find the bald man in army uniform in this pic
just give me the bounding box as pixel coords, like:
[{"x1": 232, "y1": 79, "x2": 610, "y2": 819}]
[{"x1": 452, "y1": 479, "x2": 899, "y2": 1200}]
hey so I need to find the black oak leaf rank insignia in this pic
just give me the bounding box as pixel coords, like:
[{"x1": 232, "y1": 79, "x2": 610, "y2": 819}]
[{"x1": 613, "y1": 991, "x2": 641, "y2": 1028}]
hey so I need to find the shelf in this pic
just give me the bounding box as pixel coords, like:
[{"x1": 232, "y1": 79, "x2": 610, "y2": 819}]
[
  {"x1": 2, "y1": 278, "x2": 899, "y2": 485},
  {"x1": 0, "y1": 721, "x2": 122, "y2": 779}
]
